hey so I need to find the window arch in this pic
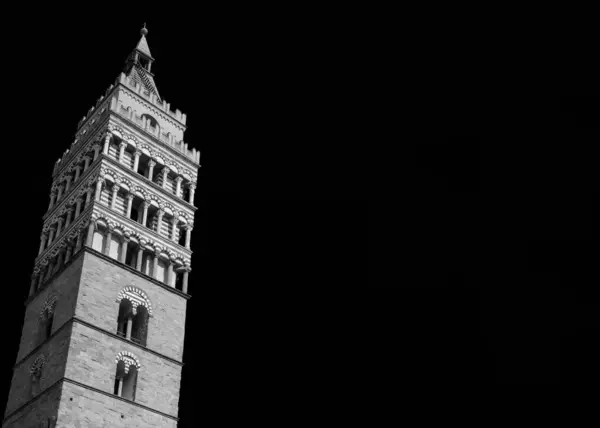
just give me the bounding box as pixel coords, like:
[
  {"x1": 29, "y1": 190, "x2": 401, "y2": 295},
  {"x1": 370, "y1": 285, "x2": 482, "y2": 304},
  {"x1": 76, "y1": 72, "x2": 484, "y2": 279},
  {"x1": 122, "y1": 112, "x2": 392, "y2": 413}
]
[
  {"x1": 115, "y1": 287, "x2": 152, "y2": 346},
  {"x1": 113, "y1": 352, "x2": 140, "y2": 401},
  {"x1": 30, "y1": 354, "x2": 46, "y2": 397},
  {"x1": 39, "y1": 295, "x2": 57, "y2": 343}
]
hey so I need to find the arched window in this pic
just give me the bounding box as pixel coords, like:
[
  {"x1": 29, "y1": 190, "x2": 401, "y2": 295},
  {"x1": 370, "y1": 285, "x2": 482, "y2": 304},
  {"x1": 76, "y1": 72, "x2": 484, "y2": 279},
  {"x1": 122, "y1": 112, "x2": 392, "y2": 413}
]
[
  {"x1": 113, "y1": 352, "x2": 140, "y2": 401},
  {"x1": 30, "y1": 355, "x2": 45, "y2": 397},
  {"x1": 115, "y1": 288, "x2": 153, "y2": 346},
  {"x1": 39, "y1": 295, "x2": 57, "y2": 343}
]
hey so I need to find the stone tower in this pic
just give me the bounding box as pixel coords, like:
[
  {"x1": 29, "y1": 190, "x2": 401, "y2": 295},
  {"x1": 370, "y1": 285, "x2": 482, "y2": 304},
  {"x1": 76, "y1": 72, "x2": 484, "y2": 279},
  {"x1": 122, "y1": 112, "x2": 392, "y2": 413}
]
[{"x1": 2, "y1": 25, "x2": 199, "y2": 427}]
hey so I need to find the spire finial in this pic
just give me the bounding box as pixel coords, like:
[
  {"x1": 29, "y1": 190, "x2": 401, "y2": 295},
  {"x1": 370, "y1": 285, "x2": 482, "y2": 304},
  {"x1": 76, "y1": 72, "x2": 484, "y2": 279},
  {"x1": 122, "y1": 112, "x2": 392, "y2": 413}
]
[{"x1": 141, "y1": 23, "x2": 148, "y2": 36}]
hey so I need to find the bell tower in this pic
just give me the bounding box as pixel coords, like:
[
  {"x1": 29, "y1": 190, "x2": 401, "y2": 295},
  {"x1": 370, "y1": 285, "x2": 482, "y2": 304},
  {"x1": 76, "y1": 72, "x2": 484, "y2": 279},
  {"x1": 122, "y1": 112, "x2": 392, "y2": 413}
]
[{"x1": 2, "y1": 25, "x2": 200, "y2": 427}]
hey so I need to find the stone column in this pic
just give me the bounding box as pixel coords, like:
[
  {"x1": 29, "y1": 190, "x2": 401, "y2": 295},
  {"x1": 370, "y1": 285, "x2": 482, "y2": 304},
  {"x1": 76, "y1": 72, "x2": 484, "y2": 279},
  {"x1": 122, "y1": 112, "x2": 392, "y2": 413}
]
[
  {"x1": 166, "y1": 262, "x2": 174, "y2": 286},
  {"x1": 119, "y1": 238, "x2": 128, "y2": 263},
  {"x1": 56, "y1": 185, "x2": 63, "y2": 202},
  {"x1": 38, "y1": 234, "x2": 47, "y2": 255},
  {"x1": 86, "y1": 222, "x2": 95, "y2": 247},
  {"x1": 75, "y1": 228, "x2": 83, "y2": 251},
  {"x1": 74, "y1": 165, "x2": 81, "y2": 182},
  {"x1": 48, "y1": 227, "x2": 55, "y2": 244},
  {"x1": 182, "y1": 267, "x2": 190, "y2": 294},
  {"x1": 175, "y1": 176, "x2": 183, "y2": 198},
  {"x1": 189, "y1": 183, "x2": 196, "y2": 205},
  {"x1": 161, "y1": 167, "x2": 170, "y2": 189},
  {"x1": 75, "y1": 198, "x2": 82, "y2": 218},
  {"x1": 126, "y1": 318, "x2": 133, "y2": 340},
  {"x1": 141, "y1": 202, "x2": 149, "y2": 227},
  {"x1": 117, "y1": 379, "x2": 123, "y2": 397},
  {"x1": 185, "y1": 226, "x2": 192, "y2": 249},
  {"x1": 65, "y1": 175, "x2": 72, "y2": 192},
  {"x1": 171, "y1": 217, "x2": 178, "y2": 240},
  {"x1": 86, "y1": 187, "x2": 93, "y2": 205},
  {"x1": 152, "y1": 251, "x2": 160, "y2": 280},
  {"x1": 83, "y1": 156, "x2": 91, "y2": 170},
  {"x1": 56, "y1": 250, "x2": 64, "y2": 269},
  {"x1": 93, "y1": 144, "x2": 101, "y2": 160},
  {"x1": 65, "y1": 209, "x2": 72, "y2": 228},
  {"x1": 103, "y1": 133, "x2": 111, "y2": 155},
  {"x1": 110, "y1": 184, "x2": 120, "y2": 210},
  {"x1": 103, "y1": 230, "x2": 112, "y2": 256},
  {"x1": 56, "y1": 218, "x2": 64, "y2": 237},
  {"x1": 136, "y1": 247, "x2": 144, "y2": 271},
  {"x1": 147, "y1": 160, "x2": 156, "y2": 181},
  {"x1": 156, "y1": 209, "x2": 164, "y2": 235},
  {"x1": 135, "y1": 244, "x2": 144, "y2": 272},
  {"x1": 133, "y1": 150, "x2": 141, "y2": 173},
  {"x1": 118, "y1": 142, "x2": 127, "y2": 164},
  {"x1": 29, "y1": 274, "x2": 37, "y2": 296},
  {"x1": 65, "y1": 245, "x2": 73, "y2": 263},
  {"x1": 126, "y1": 194, "x2": 134, "y2": 218},
  {"x1": 95, "y1": 177, "x2": 104, "y2": 202},
  {"x1": 49, "y1": 191, "x2": 57, "y2": 210}
]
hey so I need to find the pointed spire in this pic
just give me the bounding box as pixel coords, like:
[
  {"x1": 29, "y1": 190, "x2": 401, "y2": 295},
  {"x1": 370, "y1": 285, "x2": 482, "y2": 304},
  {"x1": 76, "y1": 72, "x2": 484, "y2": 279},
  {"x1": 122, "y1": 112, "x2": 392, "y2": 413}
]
[
  {"x1": 136, "y1": 23, "x2": 153, "y2": 59},
  {"x1": 122, "y1": 24, "x2": 161, "y2": 101}
]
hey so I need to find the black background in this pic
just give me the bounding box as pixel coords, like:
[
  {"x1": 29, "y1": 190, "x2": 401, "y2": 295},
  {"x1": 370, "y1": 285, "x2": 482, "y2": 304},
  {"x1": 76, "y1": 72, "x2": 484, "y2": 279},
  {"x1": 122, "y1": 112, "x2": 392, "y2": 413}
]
[{"x1": 0, "y1": 6, "x2": 598, "y2": 425}]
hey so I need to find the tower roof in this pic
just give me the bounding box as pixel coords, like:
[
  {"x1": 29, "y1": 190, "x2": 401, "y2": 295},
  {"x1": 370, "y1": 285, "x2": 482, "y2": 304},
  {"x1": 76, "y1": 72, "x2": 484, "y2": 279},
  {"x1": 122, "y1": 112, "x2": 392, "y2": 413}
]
[
  {"x1": 135, "y1": 23, "x2": 153, "y2": 59},
  {"x1": 124, "y1": 24, "x2": 161, "y2": 101}
]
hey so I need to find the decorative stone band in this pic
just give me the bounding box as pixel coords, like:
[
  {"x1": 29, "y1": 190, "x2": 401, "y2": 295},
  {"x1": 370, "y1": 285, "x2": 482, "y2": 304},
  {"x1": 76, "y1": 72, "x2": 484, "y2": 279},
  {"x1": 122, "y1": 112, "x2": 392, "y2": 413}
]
[
  {"x1": 108, "y1": 124, "x2": 196, "y2": 181},
  {"x1": 29, "y1": 355, "x2": 46, "y2": 377},
  {"x1": 99, "y1": 165, "x2": 193, "y2": 224},
  {"x1": 115, "y1": 351, "x2": 141, "y2": 374},
  {"x1": 93, "y1": 213, "x2": 190, "y2": 266},
  {"x1": 116, "y1": 286, "x2": 154, "y2": 317},
  {"x1": 39, "y1": 295, "x2": 58, "y2": 320}
]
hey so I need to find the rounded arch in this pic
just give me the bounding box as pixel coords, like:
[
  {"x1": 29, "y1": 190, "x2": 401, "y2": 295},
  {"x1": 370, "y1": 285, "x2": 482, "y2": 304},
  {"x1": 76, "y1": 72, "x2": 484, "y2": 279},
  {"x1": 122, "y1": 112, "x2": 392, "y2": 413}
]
[
  {"x1": 30, "y1": 354, "x2": 46, "y2": 377},
  {"x1": 39, "y1": 295, "x2": 58, "y2": 320},
  {"x1": 116, "y1": 287, "x2": 153, "y2": 316},
  {"x1": 115, "y1": 351, "x2": 141, "y2": 373}
]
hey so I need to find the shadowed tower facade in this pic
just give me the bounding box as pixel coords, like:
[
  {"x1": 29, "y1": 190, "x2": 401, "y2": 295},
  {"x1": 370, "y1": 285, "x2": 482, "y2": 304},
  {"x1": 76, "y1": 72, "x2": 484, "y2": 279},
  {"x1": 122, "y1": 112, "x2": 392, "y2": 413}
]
[{"x1": 2, "y1": 25, "x2": 200, "y2": 427}]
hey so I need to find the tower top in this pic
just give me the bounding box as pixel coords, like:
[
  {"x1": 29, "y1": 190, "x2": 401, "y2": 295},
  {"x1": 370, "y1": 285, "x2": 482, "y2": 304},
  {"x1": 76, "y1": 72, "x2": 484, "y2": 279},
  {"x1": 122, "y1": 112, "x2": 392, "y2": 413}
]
[
  {"x1": 123, "y1": 24, "x2": 160, "y2": 100},
  {"x1": 135, "y1": 23, "x2": 153, "y2": 59}
]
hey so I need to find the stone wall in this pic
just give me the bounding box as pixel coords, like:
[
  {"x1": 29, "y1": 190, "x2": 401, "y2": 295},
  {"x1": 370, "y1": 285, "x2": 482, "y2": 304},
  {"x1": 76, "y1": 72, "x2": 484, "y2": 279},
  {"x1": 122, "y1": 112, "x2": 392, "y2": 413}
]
[
  {"x1": 4, "y1": 324, "x2": 72, "y2": 418},
  {"x1": 16, "y1": 253, "x2": 84, "y2": 363},
  {"x1": 2, "y1": 382, "x2": 61, "y2": 428},
  {"x1": 77, "y1": 251, "x2": 187, "y2": 361},
  {"x1": 65, "y1": 322, "x2": 182, "y2": 417},
  {"x1": 57, "y1": 381, "x2": 177, "y2": 427}
]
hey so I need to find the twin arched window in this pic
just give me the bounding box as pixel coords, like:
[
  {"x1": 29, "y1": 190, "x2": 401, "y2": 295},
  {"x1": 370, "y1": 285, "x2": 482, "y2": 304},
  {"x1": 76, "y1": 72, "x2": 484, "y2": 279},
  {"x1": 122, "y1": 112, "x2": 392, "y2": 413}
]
[
  {"x1": 115, "y1": 287, "x2": 152, "y2": 346},
  {"x1": 113, "y1": 351, "x2": 140, "y2": 401},
  {"x1": 39, "y1": 295, "x2": 57, "y2": 344}
]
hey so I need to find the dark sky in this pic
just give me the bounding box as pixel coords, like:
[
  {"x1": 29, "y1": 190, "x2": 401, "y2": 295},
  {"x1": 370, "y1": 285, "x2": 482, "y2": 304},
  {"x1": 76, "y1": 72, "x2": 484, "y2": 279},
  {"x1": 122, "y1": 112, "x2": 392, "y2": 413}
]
[{"x1": 0, "y1": 7, "x2": 598, "y2": 424}]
